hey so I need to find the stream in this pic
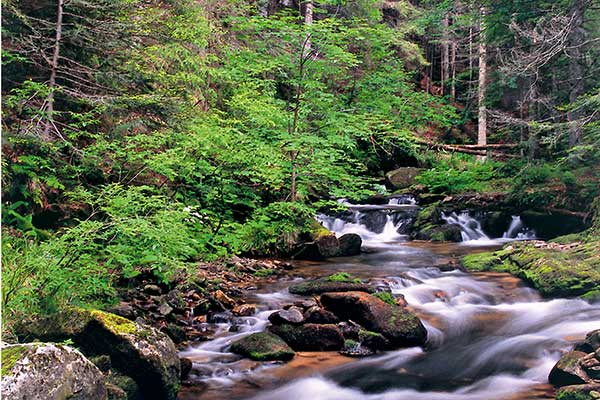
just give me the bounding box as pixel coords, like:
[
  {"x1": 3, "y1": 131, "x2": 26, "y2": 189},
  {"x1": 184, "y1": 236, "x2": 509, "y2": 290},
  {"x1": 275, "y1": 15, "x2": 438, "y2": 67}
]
[{"x1": 179, "y1": 199, "x2": 600, "y2": 400}]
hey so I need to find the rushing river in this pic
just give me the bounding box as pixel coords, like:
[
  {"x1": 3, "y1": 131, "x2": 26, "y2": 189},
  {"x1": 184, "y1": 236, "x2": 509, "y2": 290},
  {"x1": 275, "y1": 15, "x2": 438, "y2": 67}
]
[{"x1": 179, "y1": 202, "x2": 600, "y2": 400}]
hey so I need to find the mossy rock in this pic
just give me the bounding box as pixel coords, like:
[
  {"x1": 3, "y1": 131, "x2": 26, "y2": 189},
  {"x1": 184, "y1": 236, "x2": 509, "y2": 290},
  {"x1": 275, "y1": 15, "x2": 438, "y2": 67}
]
[
  {"x1": 16, "y1": 308, "x2": 180, "y2": 400},
  {"x1": 461, "y1": 240, "x2": 600, "y2": 298},
  {"x1": 320, "y1": 291, "x2": 427, "y2": 348},
  {"x1": 229, "y1": 332, "x2": 295, "y2": 361},
  {"x1": 556, "y1": 384, "x2": 600, "y2": 400},
  {"x1": 268, "y1": 323, "x2": 345, "y2": 351},
  {"x1": 1, "y1": 343, "x2": 107, "y2": 400},
  {"x1": 289, "y1": 278, "x2": 374, "y2": 295},
  {"x1": 549, "y1": 351, "x2": 589, "y2": 387}
]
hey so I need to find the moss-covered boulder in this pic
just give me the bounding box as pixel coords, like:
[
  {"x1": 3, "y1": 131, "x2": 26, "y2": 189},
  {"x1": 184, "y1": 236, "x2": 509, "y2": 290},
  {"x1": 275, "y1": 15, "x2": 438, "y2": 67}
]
[
  {"x1": 268, "y1": 323, "x2": 345, "y2": 351},
  {"x1": 320, "y1": 291, "x2": 427, "y2": 348},
  {"x1": 16, "y1": 308, "x2": 180, "y2": 400},
  {"x1": 289, "y1": 274, "x2": 374, "y2": 295},
  {"x1": 1, "y1": 343, "x2": 107, "y2": 400},
  {"x1": 556, "y1": 383, "x2": 600, "y2": 400},
  {"x1": 461, "y1": 240, "x2": 600, "y2": 298},
  {"x1": 408, "y1": 203, "x2": 462, "y2": 242},
  {"x1": 229, "y1": 332, "x2": 295, "y2": 361},
  {"x1": 549, "y1": 351, "x2": 590, "y2": 387}
]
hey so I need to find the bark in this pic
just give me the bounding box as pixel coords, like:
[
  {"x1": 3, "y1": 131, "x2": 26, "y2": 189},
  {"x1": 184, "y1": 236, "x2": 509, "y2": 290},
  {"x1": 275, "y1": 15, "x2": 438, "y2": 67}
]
[
  {"x1": 477, "y1": 6, "x2": 488, "y2": 159},
  {"x1": 441, "y1": 15, "x2": 450, "y2": 96},
  {"x1": 567, "y1": 0, "x2": 586, "y2": 147},
  {"x1": 43, "y1": 0, "x2": 64, "y2": 140},
  {"x1": 303, "y1": 0, "x2": 313, "y2": 56}
]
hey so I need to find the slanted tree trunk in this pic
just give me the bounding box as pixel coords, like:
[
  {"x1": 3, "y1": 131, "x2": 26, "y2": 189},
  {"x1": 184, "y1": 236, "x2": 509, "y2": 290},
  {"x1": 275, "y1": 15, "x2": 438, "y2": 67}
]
[
  {"x1": 43, "y1": 0, "x2": 64, "y2": 141},
  {"x1": 477, "y1": 6, "x2": 487, "y2": 159}
]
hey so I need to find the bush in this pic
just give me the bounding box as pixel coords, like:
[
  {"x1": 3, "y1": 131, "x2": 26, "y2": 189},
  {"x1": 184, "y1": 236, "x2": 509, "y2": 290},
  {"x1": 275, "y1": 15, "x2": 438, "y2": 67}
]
[{"x1": 415, "y1": 157, "x2": 501, "y2": 194}]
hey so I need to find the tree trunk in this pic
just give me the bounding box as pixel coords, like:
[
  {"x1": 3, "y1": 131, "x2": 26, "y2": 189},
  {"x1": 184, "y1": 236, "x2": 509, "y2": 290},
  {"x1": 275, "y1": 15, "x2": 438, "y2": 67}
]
[
  {"x1": 477, "y1": 6, "x2": 487, "y2": 159},
  {"x1": 567, "y1": 0, "x2": 586, "y2": 147},
  {"x1": 303, "y1": 0, "x2": 313, "y2": 56},
  {"x1": 441, "y1": 15, "x2": 449, "y2": 96},
  {"x1": 43, "y1": 0, "x2": 64, "y2": 141}
]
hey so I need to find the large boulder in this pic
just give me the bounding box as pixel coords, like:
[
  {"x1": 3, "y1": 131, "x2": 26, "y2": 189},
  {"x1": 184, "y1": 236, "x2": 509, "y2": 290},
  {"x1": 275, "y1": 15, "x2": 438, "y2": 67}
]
[
  {"x1": 1, "y1": 343, "x2": 107, "y2": 400},
  {"x1": 230, "y1": 332, "x2": 295, "y2": 361},
  {"x1": 413, "y1": 224, "x2": 463, "y2": 242},
  {"x1": 337, "y1": 233, "x2": 362, "y2": 256},
  {"x1": 549, "y1": 351, "x2": 590, "y2": 387},
  {"x1": 320, "y1": 291, "x2": 427, "y2": 347},
  {"x1": 385, "y1": 167, "x2": 422, "y2": 190},
  {"x1": 289, "y1": 278, "x2": 374, "y2": 296},
  {"x1": 16, "y1": 309, "x2": 180, "y2": 400},
  {"x1": 268, "y1": 324, "x2": 345, "y2": 351},
  {"x1": 294, "y1": 223, "x2": 340, "y2": 260}
]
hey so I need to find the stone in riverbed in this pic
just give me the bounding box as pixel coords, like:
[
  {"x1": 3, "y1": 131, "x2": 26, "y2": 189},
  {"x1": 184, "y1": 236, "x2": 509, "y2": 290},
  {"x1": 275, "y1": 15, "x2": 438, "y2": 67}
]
[
  {"x1": 268, "y1": 323, "x2": 345, "y2": 351},
  {"x1": 320, "y1": 291, "x2": 427, "y2": 347},
  {"x1": 304, "y1": 306, "x2": 339, "y2": 324},
  {"x1": 230, "y1": 332, "x2": 295, "y2": 361},
  {"x1": 1, "y1": 343, "x2": 107, "y2": 400},
  {"x1": 16, "y1": 308, "x2": 180, "y2": 400},
  {"x1": 337, "y1": 233, "x2": 362, "y2": 256},
  {"x1": 288, "y1": 279, "x2": 374, "y2": 296},
  {"x1": 555, "y1": 383, "x2": 600, "y2": 400},
  {"x1": 549, "y1": 351, "x2": 590, "y2": 387},
  {"x1": 268, "y1": 307, "x2": 305, "y2": 325}
]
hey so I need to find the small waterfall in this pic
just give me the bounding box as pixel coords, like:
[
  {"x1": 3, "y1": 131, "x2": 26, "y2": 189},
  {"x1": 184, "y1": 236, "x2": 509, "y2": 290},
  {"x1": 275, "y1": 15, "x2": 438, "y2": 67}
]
[
  {"x1": 503, "y1": 216, "x2": 535, "y2": 239},
  {"x1": 389, "y1": 196, "x2": 417, "y2": 206},
  {"x1": 443, "y1": 212, "x2": 536, "y2": 244},
  {"x1": 442, "y1": 212, "x2": 490, "y2": 241}
]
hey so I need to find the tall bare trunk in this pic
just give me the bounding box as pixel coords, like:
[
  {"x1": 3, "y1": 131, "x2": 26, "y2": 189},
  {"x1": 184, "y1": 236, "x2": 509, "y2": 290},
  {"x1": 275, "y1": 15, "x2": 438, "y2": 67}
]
[
  {"x1": 441, "y1": 15, "x2": 449, "y2": 96},
  {"x1": 303, "y1": 0, "x2": 313, "y2": 56},
  {"x1": 43, "y1": 0, "x2": 64, "y2": 140},
  {"x1": 450, "y1": 28, "x2": 457, "y2": 101},
  {"x1": 567, "y1": 0, "x2": 586, "y2": 148},
  {"x1": 477, "y1": 6, "x2": 487, "y2": 159}
]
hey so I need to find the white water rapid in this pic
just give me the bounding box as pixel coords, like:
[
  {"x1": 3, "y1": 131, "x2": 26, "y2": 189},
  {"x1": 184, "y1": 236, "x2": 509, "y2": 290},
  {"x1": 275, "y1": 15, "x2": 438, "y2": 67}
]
[{"x1": 179, "y1": 199, "x2": 598, "y2": 400}]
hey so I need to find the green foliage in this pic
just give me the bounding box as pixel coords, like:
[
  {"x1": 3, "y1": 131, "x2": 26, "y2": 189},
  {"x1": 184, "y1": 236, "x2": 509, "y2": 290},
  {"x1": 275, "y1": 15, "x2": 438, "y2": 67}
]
[
  {"x1": 415, "y1": 156, "x2": 501, "y2": 194},
  {"x1": 374, "y1": 291, "x2": 396, "y2": 305}
]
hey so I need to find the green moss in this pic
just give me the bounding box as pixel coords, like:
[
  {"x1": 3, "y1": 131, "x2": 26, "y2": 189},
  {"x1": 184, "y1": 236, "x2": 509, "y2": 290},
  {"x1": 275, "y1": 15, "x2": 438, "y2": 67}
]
[
  {"x1": 1, "y1": 345, "x2": 30, "y2": 376},
  {"x1": 556, "y1": 386, "x2": 595, "y2": 400},
  {"x1": 90, "y1": 310, "x2": 137, "y2": 335},
  {"x1": 374, "y1": 291, "x2": 396, "y2": 305},
  {"x1": 254, "y1": 268, "x2": 276, "y2": 277},
  {"x1": 326, "y1": 272, "x2": 361, "y2": 283},
  {"x1": 310, "y1": 220, "x2": 334, "y2": 240},
  {"x1": 461, "y1": 240, "x2": 600, "y2": 298},
  {"x1": 430, "y1": 231, "x2": 446, "y2": 242},
  {"x1": 230, "y1": 332, "x2": 294, "y2": 361}
]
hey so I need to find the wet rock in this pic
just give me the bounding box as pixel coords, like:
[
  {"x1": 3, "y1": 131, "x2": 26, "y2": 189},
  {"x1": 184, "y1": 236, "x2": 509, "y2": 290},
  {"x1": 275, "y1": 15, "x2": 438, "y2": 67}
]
[
  {"x1": 268, "y1": 323, "x2": 344, "y2": 351},
  {"x1": 1, "y1": 343, "x2": 107, "y2": 400},
  {"x1": 16, "y1": 308, "x2": 181, "y2": 400},
  {"x1": 288, "y1": 279, "x2": 374, "y2": 295},
  {"x1": 180, "y1": 357, "x2": 193, "y2": 380},
  {"x1": 108, "y1": 302, "x2": 137, "y2": 320},
  {"x1": 214, "y1": 290, "x2": 236, "y2": 309},
  {"x1": 549, "y1": 351, "x2": 590, "y2": 387},
  {"x1": 143, "y1": 284, "x2": 162, "y2": 295},
  {"x1": 320, "y1": 291, "x2": 427, "y2": 347},
  {"x1": 163, "y1": 324, "x2": 187, "y2": 344},
  {"x1": 304, "y1": 306, "x2": 339, "y2": 324},
  {"x1": 337, "y1": 233, "x2": 362, "y2": 256},
  {"x1": 106, "y1": 383, "x2": 128, "y2": 400},
  {"x1": 232, "y1": 304, "x2": 257, "y2": 317},
  {"x1": 295, "y1": 235, "x2": 340, "y2": 260},
  {"x1": 268, "y1": 307, "x2": 305, "y2": 325},
  {"x1": 159, "y1": 302, "x2": 174, "y2": 316},
  {"x1": 413, "y1": 224, "x2": 463, "y2": 242},
  {"x1": 358, "y1": 211, "x2": 389, "y2": 234},
  {"x1": 555, "y1": 383, "x2": 600, "y2": 400},
  {"x1": 230, "y1": 332, "x2": 295, "y2": 361},
  {"x1": 106, "y1": 373, "x2": 141, "y2": 400},
  {"x1": 166, "y1": 290, "x2": 187, "y2": 313},
  {"x1": 339, "y1": 340, "x2": 375, "y2": 357},
  {"x1": 385, "y1": 167, "x2": 422, "y2": 190},
  {"x1": 359, "y1": 330, "x2": 390, "y2": 351}
]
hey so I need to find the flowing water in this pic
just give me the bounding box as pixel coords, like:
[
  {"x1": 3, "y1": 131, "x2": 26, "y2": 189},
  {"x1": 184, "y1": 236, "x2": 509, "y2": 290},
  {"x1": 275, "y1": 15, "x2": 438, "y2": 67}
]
[{"x1": 179, "y1": 203, "x2": 599, "y2": 400}]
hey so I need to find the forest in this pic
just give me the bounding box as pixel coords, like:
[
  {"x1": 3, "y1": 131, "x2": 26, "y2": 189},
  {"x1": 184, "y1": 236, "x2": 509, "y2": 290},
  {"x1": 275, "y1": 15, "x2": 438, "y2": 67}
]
[{"x1": 1, "y1": 0, "x2": 599, "y2": 399}]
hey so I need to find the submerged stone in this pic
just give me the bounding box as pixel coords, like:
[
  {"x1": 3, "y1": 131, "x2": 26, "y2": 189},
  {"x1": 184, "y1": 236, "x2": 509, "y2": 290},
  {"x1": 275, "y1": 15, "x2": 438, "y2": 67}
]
[{"x1": 230, "y1": 332, "x2": 295, "y2": 361}]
